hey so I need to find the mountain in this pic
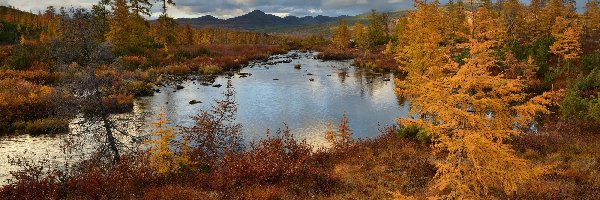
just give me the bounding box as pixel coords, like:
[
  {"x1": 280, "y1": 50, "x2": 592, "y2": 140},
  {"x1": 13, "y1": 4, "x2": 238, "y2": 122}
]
[
  {"x1": 175, "y1": 10, "x2": 348, "y2": 32},
  {"x1": 174, "y1": 9, "x2": 407, "y2": 35},
  {"x1": 259, "y1": 9, "x2": 408, "y2": 36}
]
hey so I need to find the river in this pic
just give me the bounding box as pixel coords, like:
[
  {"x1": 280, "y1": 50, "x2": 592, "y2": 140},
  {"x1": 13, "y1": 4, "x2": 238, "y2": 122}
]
[{"x1": 0, "y1": 50, "x2": 410, "y2": 184}]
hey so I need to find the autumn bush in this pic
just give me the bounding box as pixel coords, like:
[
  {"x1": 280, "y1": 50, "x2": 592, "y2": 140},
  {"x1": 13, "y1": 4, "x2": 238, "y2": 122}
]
[
  {"x1": 171, "y1": 46, "x2": 211, "y2": 62},
  {"x1": 11, "y1": 118, "x2": 69, "y2": 135},
  {"x1": 215, "y1": 128, "x2": 331, "y2": 189},
  {"x1": 1, "y1": 44, "x2": 50, "y2": 70},
  {"x1": 125, "y1": 80, "x2": 155, "y2": 97},
  {"x1": 316, "y1": 47, "x2": 357, "y2": 61},
  {"x1": 0, "y1": 69, "x2": 62, "y2": 85},
  {"x1": 0, "y1": 78, "x2": 66, "y2": 133},
  {"x1": 198, "y1": 64, "x2": 221, "y2": 75},
  {"x1": 119, "y1": 55, "x2": 149, "y2": 70},
  {"x1": 580, "y1": 51, "x2": 600, "y2": 71},
  {"x1": 510, "y1": 122, "x2": 600, "y2": 199},
  {"x1": 101, "y1": 93, "x2": 134, "y2": 113},
  {"x1": 396, "y1": 125, "x2": 433, "y2": 144},
  {"x1": 353, "y1": 49, "x2": 399, "y2": 72},
  {"x1": 163, "y1": 64, "x2": 193, "y2": 75}
]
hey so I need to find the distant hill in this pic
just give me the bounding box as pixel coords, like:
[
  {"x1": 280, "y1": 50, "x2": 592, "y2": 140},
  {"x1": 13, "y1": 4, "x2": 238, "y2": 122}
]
[
  {"x1": 174, "y1": 9, "x2": 407, "y2": 36},
  {"x1": 267, "y1": 10, "x2": 408, "y2": 36},
  {"x1": 175, "y1": 10, "x2": 348, "y2": 32}
]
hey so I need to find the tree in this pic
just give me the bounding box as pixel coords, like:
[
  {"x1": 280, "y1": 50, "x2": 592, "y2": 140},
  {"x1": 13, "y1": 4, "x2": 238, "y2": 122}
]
[
  {"x1": 583, "y1": 0, "x2": 600, "y2": 36},
  {"x1": 366, "y1": 10, "x2": 388, "y2": 49},
  {"x1": 50, "y1": 8, "x2": 127, "y2": 165},
  {"x1": 91, "y1": 3, "x2": 110, "y2": 43},
  {"x1": 130, "y1": 0, "x2": 152, "y2": 16},
  {"x1": 43, "y1": 6, "x2": 61, "y2": 42},
  {"x1": 446, "y1": 0, "x2": 468, "y2": 39},
  {"x1": 152, "y1": 0, "x2": 177, "y2": 49},
  {"x1": 332, "y1": 19, "x2": 351, "y2": 49},
  {"x1": 146, "y1": 113, "x2": 177, "y2": 174},
  {"x1": 500, "y1": 0, "x2": 528, "y2": 41},
  {"x1": 396, "y1": 1, "x2": 448, "y2": 79},
  {"x1": 156, "y1": 0, "x2": 175, "y2": 15},
  {"x1": 179, "y1": 24, "x2": 194, "y2": 45},
  {"x1": 152, "y1": 15, "x2": 178, "y2": 48},
  {"x1": 325, "y1": 114, "x2": 354, "y2": 149},
  {"x1": 105, "y1": 0, "x2": 153, "y2": 55},
  {"x1": 383, "y1": 41, "x2": 395, "y2": 55},
  {"x1": 183, "y1": 80, "x2": 243, "y2": 165},
  {"x1": 550, "y1": 16, "x2": 582, "y2": 68},
  {"x1": 352, "y1": 22, "x2": 367, "y2": 49},
  {"x1": 396, "y1": 3, "x2": 558, "y2": 198}
]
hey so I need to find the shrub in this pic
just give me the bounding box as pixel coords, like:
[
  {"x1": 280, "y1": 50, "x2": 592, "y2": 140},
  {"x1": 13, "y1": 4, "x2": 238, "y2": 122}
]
[
  {"x1": 215, "y1": 127, "x2": 333, "y2": 192},
  {"x1": 317, "y1": 50, "x2": 355, "y2": 61},
  {"x1": 396, "y1": 125, "x2": 433, "y2": 144},
  {"x1": 198, "y1": 64, "x2": 221, "y2": 75},
  {"x1": 172, "y1": 47, "x2": 211, "y2": 62},
  {"x1": 580, "y1": 52, "x2": 600, "y2": 71},
  {"x1": 0, "y1": 78, "x2": 66, "y2": 132},
  {"x1": 2, "y1": 45, "x2": 49, "y2": 70},
  {"x1": 11, "y1": 118, "x2": 69, "y2": 135},
  {"x1": 125, "y1": 81, "x2": 154, "y2": 97},
  {"x1": 164, "y1": 64, "x2": 192, "y2": 75},
  {"x1": 119, "y1": 55, "x2": 149, "y2": 70},
  {"x1": 143, "y1": 186, "x2": 212, "y2": 200},
  {"x1": 101, "y1": 94, "x2": 134, "y2": 113},
  {"x1": 396, "y1": 125, "x2": 420, "y2": 138},
  {"x1": 560, "y1": 69, "x2": 600, "y2": 122},
  {"x1": 325, "y1": 115, "x2": 355, "y2": 149}
]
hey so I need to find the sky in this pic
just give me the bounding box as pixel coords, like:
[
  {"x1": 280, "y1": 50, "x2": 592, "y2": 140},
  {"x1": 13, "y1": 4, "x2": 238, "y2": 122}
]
[{"x1": 0, "y1": 0, "x2": 414, "y2": 19}]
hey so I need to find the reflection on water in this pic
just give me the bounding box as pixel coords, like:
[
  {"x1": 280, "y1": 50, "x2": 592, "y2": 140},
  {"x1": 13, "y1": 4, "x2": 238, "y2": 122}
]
[{"x1": 0, "y1": 51, "x2": 410, "y2": 184}]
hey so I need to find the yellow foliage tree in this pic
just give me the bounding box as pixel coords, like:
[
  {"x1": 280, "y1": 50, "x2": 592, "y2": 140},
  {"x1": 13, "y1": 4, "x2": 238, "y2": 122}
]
[
  {"x1": 500, "y1": 0, "x2": 528, "y2": 41},
  {"x1": 105, "y1": 0, "x2": 152, "y2": 55},
  {"x1": 396, "y1": 3, "x2": 558, "y2": 199},
  {"x1": 333, "y1": 19, "x2": 351, "y2": 49},
  {"x1": 396, "y1": 1, "x2": 448, "y2": 81},
  {"x1": 325, "y1": 114, "x2": 354, "y2": 149},
  {"x1": 584, "y1": 0, "x2": 600, "y2": 36},
  {"x1": 352, "y1": 22, "x2": 367, "y2": 49},
  {"x1": 550, "y1": 16, "x2": 583, "y2": 67},
  {"x1": 146, "y1": 113, "x2": 177, "y2": 174}
]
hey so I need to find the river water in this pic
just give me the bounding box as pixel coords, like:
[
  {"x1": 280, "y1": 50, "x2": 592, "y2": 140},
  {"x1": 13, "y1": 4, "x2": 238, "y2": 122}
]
[{"x1": 0, "y1": 50, "x2": 410, "y2": 184}]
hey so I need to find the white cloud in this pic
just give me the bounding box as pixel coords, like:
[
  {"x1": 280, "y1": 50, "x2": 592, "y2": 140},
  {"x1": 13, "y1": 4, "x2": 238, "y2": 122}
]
[{"x1": 2, "y1": 0, "x2": 414, "y2": 19}]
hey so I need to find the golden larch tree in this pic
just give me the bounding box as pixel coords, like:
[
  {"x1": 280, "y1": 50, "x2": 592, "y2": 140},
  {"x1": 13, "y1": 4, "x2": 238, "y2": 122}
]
[
  {"x1": 396, "y1": 3, "x2": 558, "y2": 198},
  {"x1": 146, "y1": 113, "x2": 177, "y2": 174},
  {"x1": 325, "y1": 114, "x2": 354, "y2": 149},
  {"x1": 333, "y1": 19, "x2": 351, "y2": 49},
  {"x1": 352, "y1": 22, "x2": 367, "y2": 49},
  {"x1": 584, "y1": 0, "x2": 600, "y2": 36},
  {"x1": 550, "y1": 16, "x2": 583, "y2": 67}
]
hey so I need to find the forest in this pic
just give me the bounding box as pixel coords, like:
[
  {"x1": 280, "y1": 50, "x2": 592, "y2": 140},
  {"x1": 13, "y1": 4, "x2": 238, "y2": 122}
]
[{"x1": 0, "y1": 0, "x2": 599, "y2": 199}]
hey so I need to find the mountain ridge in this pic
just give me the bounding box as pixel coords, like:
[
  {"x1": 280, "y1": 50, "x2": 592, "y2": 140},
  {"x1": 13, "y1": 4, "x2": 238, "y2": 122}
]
[{"x1": 174, "y1": 9, "x2": 349, "y2": 32}]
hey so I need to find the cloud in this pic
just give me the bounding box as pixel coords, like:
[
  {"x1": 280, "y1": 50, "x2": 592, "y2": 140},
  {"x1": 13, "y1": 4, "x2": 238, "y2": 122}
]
[{"x1": 2, "y1": 0, "x2": 414, "y2": 19}]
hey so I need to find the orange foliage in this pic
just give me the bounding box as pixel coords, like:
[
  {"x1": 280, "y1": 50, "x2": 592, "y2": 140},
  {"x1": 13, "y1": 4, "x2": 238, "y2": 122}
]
[{"x1": 0, "y1": 78, "x2": 65, "y2": 130}]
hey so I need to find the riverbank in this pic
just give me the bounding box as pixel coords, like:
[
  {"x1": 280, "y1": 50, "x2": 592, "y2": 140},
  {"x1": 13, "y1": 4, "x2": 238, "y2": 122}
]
[
  {"x1": 0, "y1": 44, "x2": 290, "y2": 136},
  {"x1": 1, "y1": 119, "x2": 598, "y2": 199},
  {"x1": 0, "y1": 50, "x2": 402, "y2": 185},
  {"x1": 312, "y1": 45, "x2": 400, "y2": 73}
]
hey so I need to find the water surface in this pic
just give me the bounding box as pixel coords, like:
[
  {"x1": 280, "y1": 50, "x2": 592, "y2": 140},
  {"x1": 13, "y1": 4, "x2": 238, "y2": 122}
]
[{"x1": 0, "y1": 51, "x2": 409, "y2": 184}]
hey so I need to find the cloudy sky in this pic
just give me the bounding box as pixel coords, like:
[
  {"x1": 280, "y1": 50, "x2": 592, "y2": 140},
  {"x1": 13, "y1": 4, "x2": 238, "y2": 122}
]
[{"x1": 0, "y1": 0, "x2": 414, "y2": 19}]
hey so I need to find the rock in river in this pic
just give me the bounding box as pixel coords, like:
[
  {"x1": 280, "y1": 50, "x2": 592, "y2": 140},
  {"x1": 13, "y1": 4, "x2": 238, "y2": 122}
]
[{"x1": 189, "y1": 100, "x2": 202, "y2": 105}]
